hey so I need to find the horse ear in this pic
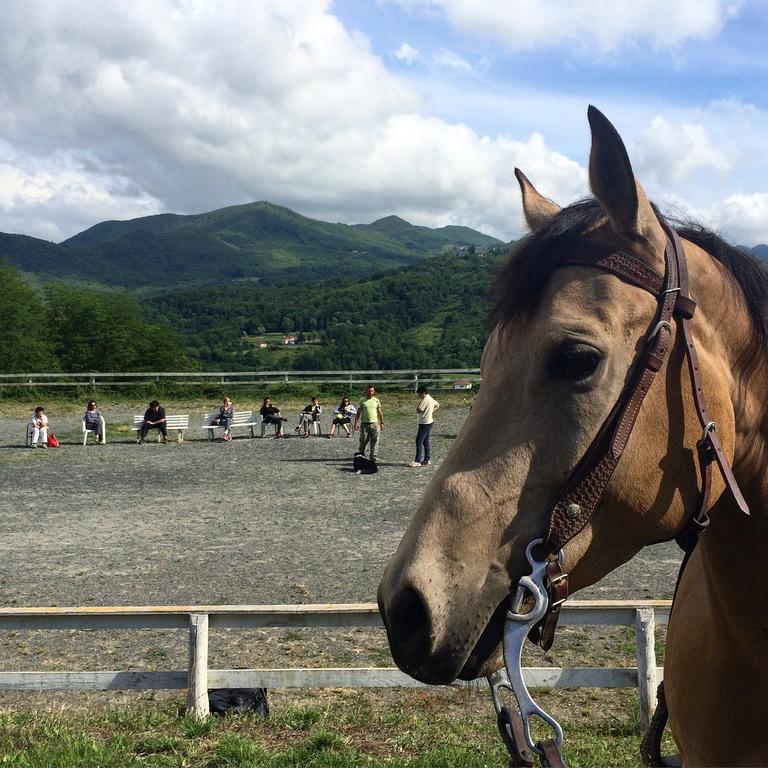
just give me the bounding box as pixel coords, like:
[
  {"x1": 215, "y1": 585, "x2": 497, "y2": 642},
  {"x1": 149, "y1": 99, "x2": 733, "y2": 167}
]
[
  {"x1": 587, "y1": 105, "x2": 665, "y2": 263},
  {"x1": 515, "y1": 168, "x2": 560, "y2": 231}
]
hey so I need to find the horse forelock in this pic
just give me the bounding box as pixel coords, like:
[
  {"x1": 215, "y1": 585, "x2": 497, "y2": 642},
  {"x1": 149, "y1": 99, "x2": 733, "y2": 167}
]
[
  {"x1": 490, "y1": 200, "x2": 768, "y2": 371},
  {"x1": 489, "y1": 198, "x2": 612, "y2": 329}
]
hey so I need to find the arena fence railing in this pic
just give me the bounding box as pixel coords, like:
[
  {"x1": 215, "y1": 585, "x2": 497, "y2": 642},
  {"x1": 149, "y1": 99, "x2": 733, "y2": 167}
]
[
  {"x1": 0, "y1": 600, "x2": 668, "y2": 727},
  {"x1": 0, "y1": 369, "x2": 481, "y2": 392}
]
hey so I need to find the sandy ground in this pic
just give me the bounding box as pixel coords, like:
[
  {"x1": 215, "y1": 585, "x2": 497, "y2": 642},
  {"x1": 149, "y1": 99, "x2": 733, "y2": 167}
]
[{"x1": 0, "y1": 402, "x2": 682, "y2": 697}]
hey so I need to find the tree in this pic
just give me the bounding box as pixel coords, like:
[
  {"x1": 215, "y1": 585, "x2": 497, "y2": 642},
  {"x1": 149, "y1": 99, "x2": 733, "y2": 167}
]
[
  {"x1": 45, "y1": 286, "x2": 197, "y2": 371},
  {"x1": 0, "y1": 264, "x2": 57, "y2": 373}
]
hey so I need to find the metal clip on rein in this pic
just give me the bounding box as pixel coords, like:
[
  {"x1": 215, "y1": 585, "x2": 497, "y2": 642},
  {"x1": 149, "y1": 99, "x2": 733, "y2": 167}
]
[{"x1": 490, "y1": 539, "x2": 566, "y2": 763}]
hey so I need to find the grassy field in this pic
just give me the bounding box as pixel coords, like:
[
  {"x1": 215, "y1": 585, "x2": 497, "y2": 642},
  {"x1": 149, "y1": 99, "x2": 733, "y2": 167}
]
[
  {"x1": 0, "y1": 390, "x2": 477, "y2": 420},
  {"x1": 0, "y1": 689, "x2": 650, "y2": 767}
]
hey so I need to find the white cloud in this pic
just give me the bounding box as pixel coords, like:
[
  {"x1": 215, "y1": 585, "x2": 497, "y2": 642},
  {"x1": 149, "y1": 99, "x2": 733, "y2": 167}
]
[
  {"x1": 395, "y1": 42, "x2": 484, "y2": 75},
  {"x1": 716, "y1": 193, "x2": 768, "y2": 244},
  {"x1": 0, "y1": 0, "x2": 422, "y2": 238},
  {"x1": 632, "y1": 116, "x2": 732, "y2": 185},
  {"x1": 0, "y1": 148, "x2": 163, "y2": 240},
  {"x1": 392, "y1": 0, "x2": 743, "y2": 52},
  {"x1": 0, "y1": 0, "x2": 588, "y2": 242},
  {"x1": 394, "y1": 42, "x2": 422, "y2": 65},
  {"x1": 432, "y1": 48, "x2": 475, "y2": 74},
  {"x1": 0, "y1": 0, "x2": 764, "y2": 249}
]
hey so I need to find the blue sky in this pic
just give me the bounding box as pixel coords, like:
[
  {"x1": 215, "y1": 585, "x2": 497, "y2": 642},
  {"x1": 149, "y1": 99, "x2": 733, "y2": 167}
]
[{"x1": 0, "y1": 0, "x2": 767, "y2": 244}]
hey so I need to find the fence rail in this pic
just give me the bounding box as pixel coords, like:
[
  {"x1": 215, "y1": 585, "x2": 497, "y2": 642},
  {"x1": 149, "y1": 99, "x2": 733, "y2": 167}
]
[
  {"x1": 0, "y1": 369, "x2": 481, "y2": 391},
  {"x1": 0, "y1": 600, "x2": 669, "y2": 726}
]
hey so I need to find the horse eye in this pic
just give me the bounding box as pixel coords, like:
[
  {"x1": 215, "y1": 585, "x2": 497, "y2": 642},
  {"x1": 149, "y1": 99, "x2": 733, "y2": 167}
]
[{"x1": 547, "y1": 343, "x2": 602, "y2": 381}]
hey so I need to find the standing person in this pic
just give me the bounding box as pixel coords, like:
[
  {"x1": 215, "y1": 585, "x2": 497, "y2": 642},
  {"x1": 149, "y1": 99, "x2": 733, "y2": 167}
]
[
  {"x1": 260, "y1": 397, "x2": 286, "y2": 438},
  {"x1": 215, "y1": 397, "x2": 235, "y2": 441},
  {"x1": 353, "y1": 385, "x2": 384, "y2": 463},
  {"x1": 409, "y1": 386, "x2": 440, "y2": 467},
  {"x1": 83, "y1": 400, "x2": 104, "y2": 443},
  {"x1": 139, "y1": 400, "x2": 167, "y2": 443},
  {"x1": 28, "y1": 406, "x2": 49, "y2": 448},
  {"x1": 329, "y1": 396, "x2": 356, "y2": 437}
]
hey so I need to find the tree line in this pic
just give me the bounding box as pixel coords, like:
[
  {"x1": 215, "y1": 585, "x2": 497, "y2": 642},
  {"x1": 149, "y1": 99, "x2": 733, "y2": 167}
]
[
  {"x1": 144, "y1": 249, "x2": 504, "y2": 371},
  {"x1": 0, "y1": 248, "x2": 505, "y2": 374},
  {"x1": 0, "y1": 264, "x2": 195, "y2": 373}
]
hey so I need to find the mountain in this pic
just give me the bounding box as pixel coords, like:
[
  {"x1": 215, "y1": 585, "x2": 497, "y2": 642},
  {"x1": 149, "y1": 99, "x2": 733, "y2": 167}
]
[
  {"x1": 0, "y1": 202, "x2": 503, "y2": 289},
  {"x1": 752, "y1": 244, "x2": 768, "y2": 260},
  {"x1": 356, "y1": 215, "x2": 500, "y2": 251}
]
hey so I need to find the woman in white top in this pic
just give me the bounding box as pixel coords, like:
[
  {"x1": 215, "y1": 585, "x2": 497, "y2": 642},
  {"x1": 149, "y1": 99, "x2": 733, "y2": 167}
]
[
  {"x1": 409, "y1": 386, "x2": 440, "y2": 467},
  {"x1": 28, "y1": 406, "x2": 49, "y2": 447},
  {"x1": 329, "y1": 397, "x2": 356, "y2": 437}
]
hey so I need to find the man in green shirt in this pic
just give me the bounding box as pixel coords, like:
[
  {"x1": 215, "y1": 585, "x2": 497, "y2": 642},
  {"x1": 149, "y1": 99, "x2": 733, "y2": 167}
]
[{"x1": 354, "y1": 384, "x2": 384, "y2": 463}]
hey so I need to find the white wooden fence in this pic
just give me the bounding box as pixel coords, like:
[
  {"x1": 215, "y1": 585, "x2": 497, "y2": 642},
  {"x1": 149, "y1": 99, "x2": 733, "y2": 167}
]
[
  {"x1": 0, "y1": 600, "x2": 669, "y2": 727},
  {"x1": 0, "y1": 369, "x2": 481, "y2": 392}
]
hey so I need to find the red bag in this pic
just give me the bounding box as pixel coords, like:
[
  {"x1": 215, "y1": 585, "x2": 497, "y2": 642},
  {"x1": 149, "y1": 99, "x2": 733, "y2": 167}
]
[{"x1": 47, "y1": 434, "x2": 59, "y2": 448}]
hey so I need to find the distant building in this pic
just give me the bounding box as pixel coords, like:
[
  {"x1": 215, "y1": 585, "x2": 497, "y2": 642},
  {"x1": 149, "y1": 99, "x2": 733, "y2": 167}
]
[
  {"x1": 258, "y1": 342, "x2": 268, "y2": 349},
  {"x1": 282, "y1": 336, "x2": 297, "y2": 345},
  {"x1": 453, "y1": 379, "x2": 473, "y2": 390}
]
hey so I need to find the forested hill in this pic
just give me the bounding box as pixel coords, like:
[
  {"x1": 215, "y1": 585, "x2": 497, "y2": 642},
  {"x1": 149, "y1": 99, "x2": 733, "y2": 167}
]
[
  {"x1": 0, "y1": 202, "x2": 503, "y2": 289},
  {"x1": 142, "y1": 249, "x2": 505, "y2": 371}
]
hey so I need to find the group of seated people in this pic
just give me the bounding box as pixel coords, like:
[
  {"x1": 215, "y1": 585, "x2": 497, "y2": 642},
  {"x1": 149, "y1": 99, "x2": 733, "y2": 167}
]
[
  {"x1": 145, "y1": 395, "x2": 358, "y2": 441},
  {"x1": 27, "y1": 395, "x2": 359, "y2": 446},
  {"x1": 262, "y1": 395, "x2": 357, "y2": 439}
]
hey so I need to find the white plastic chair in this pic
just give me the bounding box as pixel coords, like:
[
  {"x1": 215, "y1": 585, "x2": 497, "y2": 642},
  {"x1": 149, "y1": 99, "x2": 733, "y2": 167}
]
[{"x1": 82, "y1": 416, "x2": 106, "y2": 446}]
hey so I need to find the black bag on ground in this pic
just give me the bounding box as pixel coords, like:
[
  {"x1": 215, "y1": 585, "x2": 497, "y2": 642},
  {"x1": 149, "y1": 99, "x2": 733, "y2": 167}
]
[
  {"x1": 353, "y1": 453, "x2": 378, "y2": 474},
  {"x1": 208, "y1": 687, "x2": 269, "y2": 716}
]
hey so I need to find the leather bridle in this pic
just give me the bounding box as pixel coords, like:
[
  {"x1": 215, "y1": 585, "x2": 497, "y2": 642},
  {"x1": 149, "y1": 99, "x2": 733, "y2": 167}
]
[{"x1": 490, "y1": 224, "x2": 750, "y2": 768}]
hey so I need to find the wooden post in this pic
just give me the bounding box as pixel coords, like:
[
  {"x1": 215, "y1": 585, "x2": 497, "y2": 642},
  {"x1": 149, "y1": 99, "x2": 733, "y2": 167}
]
[
  {"x1": 635, "y1": 607, "x2": 657, "y2": 729},
  {"x1": 187, "y1": 613, "x2": 210, "y2": 719}
]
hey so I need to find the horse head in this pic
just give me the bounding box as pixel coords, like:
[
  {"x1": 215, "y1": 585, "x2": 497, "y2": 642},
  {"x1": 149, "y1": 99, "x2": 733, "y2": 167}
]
[{"x1": 378, "y1": 106, "x2": 748, "y2": 686}]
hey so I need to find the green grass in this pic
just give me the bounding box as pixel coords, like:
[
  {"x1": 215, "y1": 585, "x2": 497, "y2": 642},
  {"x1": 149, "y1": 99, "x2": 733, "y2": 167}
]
[
  {"x1": 0, "y1": 691, "x2": 648, "y2": 767},
  {"x1": 0, "y1": 391, "x2": 476, "y2": 419}
]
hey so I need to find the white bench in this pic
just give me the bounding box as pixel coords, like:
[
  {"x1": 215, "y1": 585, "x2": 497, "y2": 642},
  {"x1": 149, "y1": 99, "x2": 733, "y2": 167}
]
[
  {"x1": 202, "y1": 410, "x2": 258, "y2": 440},
  {"x1": 132, "y1": 414, "x2": 189, "y2": 443},
  {"x1": 82, "y1": 416, "x2": 107, "y2": 446}
]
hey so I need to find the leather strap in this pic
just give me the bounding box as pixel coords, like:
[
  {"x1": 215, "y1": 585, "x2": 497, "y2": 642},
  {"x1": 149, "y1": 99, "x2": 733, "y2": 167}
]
[
  {"x1": 543, "y1": 238, "x2": 680, "y2": 554},
  {"x1": 668, "y1": 227, "x2": 750, "y2": 516},
  {"x1": 538, "y1": 738, "x2": 568, "y2": 768},
  {"x1": 543, "y1": 229, "x2": 749, "y2": 555},
  {"x1": 640, "y1": 682, "x2": 682, "y2": 767},
  {"x1": 497, "y1": 705, "x2": 536, "y2": 767}
]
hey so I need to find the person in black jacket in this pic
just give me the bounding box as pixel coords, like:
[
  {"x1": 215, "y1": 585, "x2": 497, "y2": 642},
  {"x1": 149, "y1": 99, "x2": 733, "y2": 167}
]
[
  {"x1": 259, "y1": 397, "x2": 286, "y2": 438},
  {"x1": 139, "y1": 400, "x2": 167, "y2": 443}
]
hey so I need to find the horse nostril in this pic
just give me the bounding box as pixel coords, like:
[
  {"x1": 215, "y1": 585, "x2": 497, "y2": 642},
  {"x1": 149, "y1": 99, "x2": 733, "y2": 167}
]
[{"x1": 387, "y1": 586, "x2": 432, "y2": 662}]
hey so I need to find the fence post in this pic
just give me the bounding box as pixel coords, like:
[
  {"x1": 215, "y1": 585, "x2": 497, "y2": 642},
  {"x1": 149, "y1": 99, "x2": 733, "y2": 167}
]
[
  {"x1": 635, "y1": 607, "x2": 657, "y2": 729},
  {"x1": 413, "y1": 373, "x2": 419, "y2": 393},
  {"x1": 187, "y1": 613, "x2": 210, "y2": 719}
]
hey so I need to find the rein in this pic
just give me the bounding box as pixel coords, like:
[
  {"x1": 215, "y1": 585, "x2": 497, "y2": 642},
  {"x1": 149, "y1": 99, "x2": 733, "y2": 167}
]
[{"x1": 489, "y1": 226, "x2": 750, "y2": 768}]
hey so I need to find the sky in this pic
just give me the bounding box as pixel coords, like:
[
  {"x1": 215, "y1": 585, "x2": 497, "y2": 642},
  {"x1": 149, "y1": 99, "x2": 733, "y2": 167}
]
[{"x1": 1, "y1": 0, "x2": 767, "y2": 245}]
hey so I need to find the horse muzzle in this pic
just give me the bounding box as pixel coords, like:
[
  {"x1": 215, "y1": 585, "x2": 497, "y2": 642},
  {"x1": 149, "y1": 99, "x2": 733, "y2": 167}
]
[{"x1": 377, "y1": 563, "x2": 509, "y2": 685}]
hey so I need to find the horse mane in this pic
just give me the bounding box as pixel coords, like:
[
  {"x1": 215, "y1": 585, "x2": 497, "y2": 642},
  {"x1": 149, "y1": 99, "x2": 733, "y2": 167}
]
[{"x1": 490, "y1": 199, "x2": 768, "y2": 367}]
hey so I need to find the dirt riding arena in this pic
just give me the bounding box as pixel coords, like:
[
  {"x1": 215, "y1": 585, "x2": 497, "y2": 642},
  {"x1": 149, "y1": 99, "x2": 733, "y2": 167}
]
[{"x1": 0, "y1": 400, "x2": 682, "y2": 704}]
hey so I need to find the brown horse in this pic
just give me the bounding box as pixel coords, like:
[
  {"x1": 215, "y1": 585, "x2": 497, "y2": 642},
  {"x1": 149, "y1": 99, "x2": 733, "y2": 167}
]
[{"x1": 378, "y1": 107, "x2": 768, "y2": 766}]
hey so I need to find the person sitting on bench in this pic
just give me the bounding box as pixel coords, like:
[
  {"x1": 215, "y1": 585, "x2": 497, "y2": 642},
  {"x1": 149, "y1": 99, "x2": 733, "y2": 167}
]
[
  {"x1": 213, "y1": 397, "x2": 235, "y2": 441},
  {"x1": 139, "y1": 400, "x2": 167, "y2": 443}
]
